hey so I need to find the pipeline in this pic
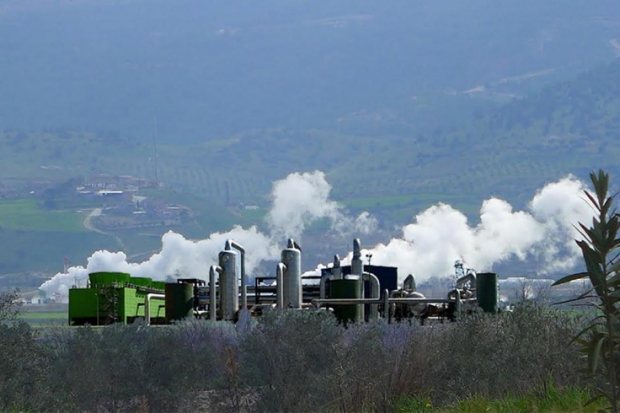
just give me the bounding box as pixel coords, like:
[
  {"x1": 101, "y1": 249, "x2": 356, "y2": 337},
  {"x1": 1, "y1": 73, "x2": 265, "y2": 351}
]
[
  {"x1": 209, "y1": 265, "x2": 222, "y2": 321},
  {"x1": 351, "y1": 238, "x2": 364, "y2": 320},
  {"x1": 276, "y1": 263, "x2": 285, "y2": 309},
  {"x1": 145, "y1": 293, "x2": 165, "y2": 326},
  {"x1": 362, "y1": 271, "x2": 380, "y2": 320},
  {"x1": 225, "y1": 240, "x2": 247, "y2": 310}
]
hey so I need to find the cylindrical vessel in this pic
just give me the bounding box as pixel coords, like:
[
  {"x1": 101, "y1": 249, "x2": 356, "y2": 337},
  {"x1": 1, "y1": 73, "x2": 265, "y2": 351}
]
[
  {"x1": 281, "y1": 248, "x2": 302, "y2": 308},
  {"x1": 476, "y1": 272, "x2": 498, "y2": 313},
  {"x1": 165, "y1": 282, "x2": 194, "y2": 322},
  {"x1": 330, "y1": 276, "x2": 362, "y2": 324},
  {"x1": 89, "y1": 272, "x2": 131, "y2": 288},
  {"x1": 152, "y1": 281, "x2": 166, "y2": 291},
  {"x1": 219, "y1": 250, "x2": 238, "y2": 320},
  {"x1": 130, "y1": 277, "x2": 153, "y2": 288},
  {"x1": 351, "y1": 239, "x2": 364, "y2": 320}
]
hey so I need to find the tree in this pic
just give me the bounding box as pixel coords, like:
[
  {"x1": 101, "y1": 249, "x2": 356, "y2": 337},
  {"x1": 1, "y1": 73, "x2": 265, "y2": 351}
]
[{"x1": 553, "y1": 170, "x2": 620, "y2": 412}]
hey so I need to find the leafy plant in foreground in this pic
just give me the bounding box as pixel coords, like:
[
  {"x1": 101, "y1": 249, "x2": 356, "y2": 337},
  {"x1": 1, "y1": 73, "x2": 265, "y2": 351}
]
[{"x1": 553, "y1": 170, "x2": 620, "y2": 412}]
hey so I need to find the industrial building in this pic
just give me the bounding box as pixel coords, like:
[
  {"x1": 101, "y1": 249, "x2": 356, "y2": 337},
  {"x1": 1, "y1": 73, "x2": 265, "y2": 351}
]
[{"x1": 68, "y1": 238, "x2": 499, "y2": 326}]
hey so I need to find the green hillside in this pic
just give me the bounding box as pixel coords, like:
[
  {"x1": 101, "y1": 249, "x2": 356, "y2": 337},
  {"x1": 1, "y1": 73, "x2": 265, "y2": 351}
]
[{"x1": 2, "y1": 59, "x2": 620, "y2": 275}]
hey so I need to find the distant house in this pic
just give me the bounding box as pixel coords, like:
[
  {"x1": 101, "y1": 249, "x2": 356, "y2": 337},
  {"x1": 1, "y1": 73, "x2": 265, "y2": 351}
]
[{"x1": 97, "y1": 190, "x2": 124, "y2": 197}]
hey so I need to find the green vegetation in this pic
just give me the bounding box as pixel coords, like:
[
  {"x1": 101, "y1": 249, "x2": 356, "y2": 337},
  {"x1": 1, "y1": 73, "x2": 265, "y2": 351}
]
[
  {"x1": 19, "y1": 311, "x2": 66, "y2": 320},
  {"x1": 0, "y1": 299, "x2": 600, "y2": 412},
  {"x1": 396, "y1": 386, "x2": 605, "y2": 412},
  {"x1": 0, "y1": 199, "x2": 86, "y2": 232},
  {"x1": 1, "y1": 55, "x2": 620, "y2": 275},
  {"x1": 0, "y1": 228, "x2": 117, "y2": 274},
  {"x1": 553, "y1": 170, "x2": 620, "y2": 412}
]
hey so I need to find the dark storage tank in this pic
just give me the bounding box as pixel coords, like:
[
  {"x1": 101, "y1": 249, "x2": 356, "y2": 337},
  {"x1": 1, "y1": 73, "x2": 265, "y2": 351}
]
[
  {"x1": 476, "y1": 272, "x2": 498, "y2": 313},
  {"x1": 165, "y1": 282, "x2": 194, "y2": 322},
  {"x1": 330, "y1": 276, "x2": 362, "y2": 324}
]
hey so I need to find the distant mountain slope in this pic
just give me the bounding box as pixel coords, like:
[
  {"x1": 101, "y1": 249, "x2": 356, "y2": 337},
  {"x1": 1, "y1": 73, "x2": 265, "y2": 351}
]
[
  {"x1": 0, "y1": 59, "x2": 618, "y2": 225},
  {"x1": 1, "y1": 0, "x2": 619, "y2": 141}
]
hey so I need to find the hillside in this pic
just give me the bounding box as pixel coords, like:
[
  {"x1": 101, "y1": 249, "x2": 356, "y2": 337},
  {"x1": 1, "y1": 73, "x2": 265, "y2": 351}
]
[
  {"x1": 2, "y1": 59, "x2": 620, "y2": 213},
  {"x1": 1, "y1": 0, "x2": 619, "y2": 141},
  {"x1": 1, "y1": 2, "x2": 620, "y2": 275}
]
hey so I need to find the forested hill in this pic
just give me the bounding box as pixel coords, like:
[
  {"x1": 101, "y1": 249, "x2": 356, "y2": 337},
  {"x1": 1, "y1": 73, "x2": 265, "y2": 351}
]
[
  {"x1": 1, "y1": 0, "x2": 619, "y2": 142},
  {"x1": 475, "y1": 58, "x2": 620, "y2": 147},
  {"x1": 1, "y1": 59, "x2": 619, "y2": 219},
  {"x1": 431, "y1": 58, "x2": 620, "y2": 205}
]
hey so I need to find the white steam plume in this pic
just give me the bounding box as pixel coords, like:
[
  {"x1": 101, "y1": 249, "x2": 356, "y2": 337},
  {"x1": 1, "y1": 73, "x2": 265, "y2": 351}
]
[
  {"x1": 40, "y1": 226, "x2": 280, "y2": 299},
  {"x1": 267, "y1": 171, "x2": 377, "y2": 239},
  {"x1": 40, "y1": 171, "x2": 375, "y2": 299},
  {"x1": 340, "y1": 175, "x2": 593, "y2": 285}
]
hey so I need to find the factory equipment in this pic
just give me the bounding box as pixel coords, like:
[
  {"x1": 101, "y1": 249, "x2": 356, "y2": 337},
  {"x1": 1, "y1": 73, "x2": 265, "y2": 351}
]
[
  {"x1": 476, "y1": 272, "x2": 499, "y2": 313},
  {"x1": 66, "y1": 237, "x2": 499, "y2": 327},
  {"x1": 165, "y1": 281, "x2": 194, "y2": 323},
  {"x1": 68, "y1": 272, "x2": 166, "y2": 326},
  {"x1": 280, "y1": 239, "x2": 302, "y2": 308}
]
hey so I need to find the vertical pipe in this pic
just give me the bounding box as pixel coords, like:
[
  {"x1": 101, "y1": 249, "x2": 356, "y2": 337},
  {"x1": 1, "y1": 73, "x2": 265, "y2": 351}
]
[
  {"x1": 209, "y1": 265, "x2": 221, "y2": 321},
  {"x1": 351, "y1": 238, "x2": 364, "y2": 320},
  {"x1": 362, "y1": 272, "x2": 380, "y2": 320},
  {"x1": 226, "y1": 240, "x2": 247, "y2": 311},
  {"x1": 383, "y1": 289, "x2": 390, "y2": 323},
  {"x1": 332, "y1": 255, "x2": 342, "y2": 279},
  {"x1": 281, "y1": 239, "x2": 302, "y2": 309},
  {"x1": 276, "y1": 263, "x2": 286, "y2": 309},
  {"x1": 219, "y1": 250, "x2": 238, "y2": 321},
  {"x1": 145, "y1": 293, "x2": 165, "y2": 326}
]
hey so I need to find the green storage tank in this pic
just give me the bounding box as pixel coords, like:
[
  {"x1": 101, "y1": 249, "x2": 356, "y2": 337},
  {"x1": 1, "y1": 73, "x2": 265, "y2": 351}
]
[
  {"x1": 476, "y1": 272, "x2": 498, "y2": 313},
  {"x1": 330, "y1": 276, "x2": 362, "y2": 324},
  {"x1": 165, "y1": 282, "x2": 194, "y2": 323},
  {"x1": 152, "y1": 281, "x2": 166, "y2": 291},
  {"x1": 89, "y1": 272, "x2": 131, "y2": 288},
  {"x1": 129, "y1": 277, "x2": 153, "y2": 288}
]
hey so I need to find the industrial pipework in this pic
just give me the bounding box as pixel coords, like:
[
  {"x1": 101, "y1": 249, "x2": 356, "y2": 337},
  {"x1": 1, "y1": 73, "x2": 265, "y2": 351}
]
[
  {"x1": 219, "y1": 248, "x2": 238, "y2": 321},
  {"x1": 320, "y1": 255, "x2": 342, "y2": 300},
  {"x1": 144, "y1": 293, "x2": 165, "y2": 325},
  {"x1": 225, "y1": 240, "x2": 247, "y2": 310},
  {"x1": 363, "y1": 271, "x2": 380, "y2": 319},
  {"x1": 351, "y1": 238, "x2": 365, "y2": 320},
  {"x1": 279, "y1": 239, "x2": 302, "y2": 309},
  {"x1": 209, "y1": 265, "x2": 222, "y2": 321}
]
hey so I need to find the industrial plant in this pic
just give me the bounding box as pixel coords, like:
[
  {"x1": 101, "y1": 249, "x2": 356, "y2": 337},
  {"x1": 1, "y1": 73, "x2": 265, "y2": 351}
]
[{"x1": 68, "y1": 238, "x2": 499, "y2": 326}]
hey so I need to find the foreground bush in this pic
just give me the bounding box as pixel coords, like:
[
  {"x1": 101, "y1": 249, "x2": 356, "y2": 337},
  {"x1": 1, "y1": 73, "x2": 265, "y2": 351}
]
[{"x1": 0, "y1": 299, "x2": 588, "y2": 412}]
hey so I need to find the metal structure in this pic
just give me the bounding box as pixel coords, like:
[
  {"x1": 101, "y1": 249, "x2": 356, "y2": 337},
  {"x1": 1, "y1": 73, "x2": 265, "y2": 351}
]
[
  {"x1": 68, "y1": 272, "x2": 166, "y2": 326},
  {"x1": 219, "y1": 248, "x2": 238, "y2": 321},
  {"x1": 67, "y1": 237, "x2": 500, "y2": 327},
  {"x1": 281, "y1": 239, "x2": 302, "y2": 309}
]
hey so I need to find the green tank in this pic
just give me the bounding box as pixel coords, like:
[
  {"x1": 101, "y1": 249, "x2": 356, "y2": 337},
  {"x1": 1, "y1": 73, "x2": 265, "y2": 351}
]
[
  {"x1": 152, "y1": 281, "x2": 166, "y2": 291},
  {"x1": 330, "y1": 277, "x2": 362, "y2": 324},
  {"x1": 129, "y1": 277, "x2": 153, "y2": 288},
  {"x1": 88, "y1": 272, "x2": 131, "y2": 288},
  {"x1": 165, "y1": 282, "x2": 194, "y2": 322},
  {"x1": 476, "y1": 272, "x2": 498, "y2": 313}
]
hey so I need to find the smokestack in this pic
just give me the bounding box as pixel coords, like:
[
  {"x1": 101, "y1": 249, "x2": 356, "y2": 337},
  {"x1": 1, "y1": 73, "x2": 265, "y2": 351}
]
[
  {"x1": 331, "y1": 255, "x2": 342, "y2": 279},
  {"x1": 351, "y1": 238, "x2": 365, "y2": 320},
  {"x1": 281, "y1": 238, "x2": 302, "y2": 308}
]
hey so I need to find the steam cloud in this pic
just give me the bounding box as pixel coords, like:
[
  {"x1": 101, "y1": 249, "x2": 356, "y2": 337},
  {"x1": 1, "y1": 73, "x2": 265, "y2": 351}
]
[
  {"x1": 40, "y1": 171, "x2": 595, "y2": 299},
  {"x1": 40, "y1": 171, "x2": 375, "y2": 299},
  {"x1": 267, "y1": 171, "x2": 377, "y2": 239},
  {"x1": 340, "y1": 176, "x2": 593, "y2": 284}
]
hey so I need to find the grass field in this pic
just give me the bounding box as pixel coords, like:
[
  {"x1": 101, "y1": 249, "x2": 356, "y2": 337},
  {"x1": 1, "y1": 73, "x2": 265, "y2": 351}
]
[
  {"x1": 396, "y1": 385, "x2": 606, "y2": 412},
  {"x1": 20, "y1": 311, "x2": 67, "y2": 320},
  {"x1": 0, "y1": 198, "x2": 86, "y2": 232}
]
